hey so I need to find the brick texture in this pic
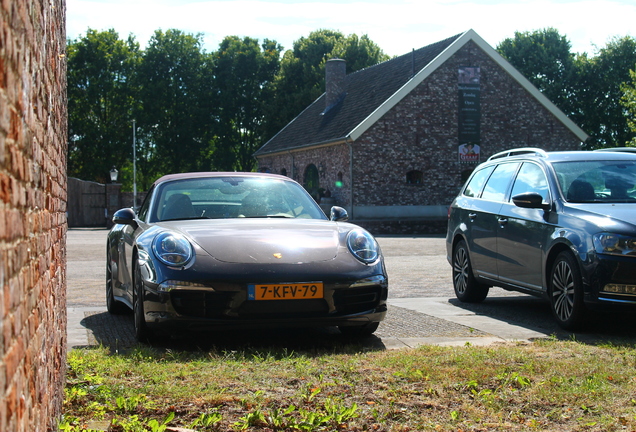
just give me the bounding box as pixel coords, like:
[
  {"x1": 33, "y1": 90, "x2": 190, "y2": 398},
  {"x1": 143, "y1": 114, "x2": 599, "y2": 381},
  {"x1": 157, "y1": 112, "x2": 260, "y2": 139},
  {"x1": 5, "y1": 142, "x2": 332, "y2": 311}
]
[
  {"x1": 0, "y1": 1, "x2": 68, "y2": 431},
  {"x1": 259, "y1": 42, "x2": 582, "y2": 234}
]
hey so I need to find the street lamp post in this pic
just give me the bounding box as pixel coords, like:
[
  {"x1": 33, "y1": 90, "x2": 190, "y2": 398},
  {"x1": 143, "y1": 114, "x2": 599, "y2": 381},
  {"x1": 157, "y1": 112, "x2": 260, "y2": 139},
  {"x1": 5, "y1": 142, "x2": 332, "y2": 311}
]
[
  {"x1": 133, "y1": 120, "x2": 137, "y2": 211},
  {"x1": 106, "y1": 166, "x2": 120, "y2": 228},
  {"x1": 109, "y1": 166, "x2": 119, "y2": 183}
]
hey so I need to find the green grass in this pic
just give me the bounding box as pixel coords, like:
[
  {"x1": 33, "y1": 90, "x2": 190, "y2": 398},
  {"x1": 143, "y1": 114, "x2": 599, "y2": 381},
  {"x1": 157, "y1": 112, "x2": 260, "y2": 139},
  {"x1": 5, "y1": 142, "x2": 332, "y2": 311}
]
[{"x1": 60, "y1": 338, "x2": 636, "y2": 431}]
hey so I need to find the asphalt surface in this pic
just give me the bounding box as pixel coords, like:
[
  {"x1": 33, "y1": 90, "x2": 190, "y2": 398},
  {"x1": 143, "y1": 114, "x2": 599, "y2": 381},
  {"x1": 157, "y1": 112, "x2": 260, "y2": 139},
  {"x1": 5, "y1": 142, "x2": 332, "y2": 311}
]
[{"x1": 67, "y1": 228, "x2": 636, "y2": 351}]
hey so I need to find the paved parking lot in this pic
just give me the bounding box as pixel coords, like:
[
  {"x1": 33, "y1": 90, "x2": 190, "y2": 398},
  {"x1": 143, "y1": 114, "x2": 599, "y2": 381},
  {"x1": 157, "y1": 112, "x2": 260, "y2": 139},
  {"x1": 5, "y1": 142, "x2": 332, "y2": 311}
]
[{"x1": 67, "y1": 228, "x2": 636, "y2": 351}]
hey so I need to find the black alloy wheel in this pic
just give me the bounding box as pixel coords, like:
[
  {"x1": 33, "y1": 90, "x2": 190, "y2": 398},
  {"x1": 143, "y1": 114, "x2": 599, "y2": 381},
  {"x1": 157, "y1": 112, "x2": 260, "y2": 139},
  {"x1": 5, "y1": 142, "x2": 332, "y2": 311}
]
[
  {"x1": 549, "y1": 251, "x2": 586, "y2": 331},
  {"x1": 452, "y1": 240, "x2": 489, "y2": 303},
  {"x1": 106, "y1": 248, "x2": 127, "y2": 314}
]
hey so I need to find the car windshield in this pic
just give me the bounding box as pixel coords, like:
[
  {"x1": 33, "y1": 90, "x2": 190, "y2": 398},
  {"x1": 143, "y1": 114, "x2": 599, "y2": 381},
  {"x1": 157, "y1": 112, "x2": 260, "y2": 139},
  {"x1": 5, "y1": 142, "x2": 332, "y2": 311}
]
[
  {"x1": 151, "y1": 177, "x2": 327, "y2": 222},
  {"x1": 553, "y1": 160, "x2": 636, "y2": 203}
]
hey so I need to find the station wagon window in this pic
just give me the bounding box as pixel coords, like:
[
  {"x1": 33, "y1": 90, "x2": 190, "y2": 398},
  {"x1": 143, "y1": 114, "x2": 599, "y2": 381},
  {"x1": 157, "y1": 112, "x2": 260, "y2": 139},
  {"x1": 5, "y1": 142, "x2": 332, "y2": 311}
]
[
  {"x1": 463, "y1": 165, "x2": 494, "y2": 197},
  {"x1": 510, "y1": 162, "x2": 549, "y2": 202},
  {"x1": 481, "y1": 162, "x2": 520, "y2": 202}
]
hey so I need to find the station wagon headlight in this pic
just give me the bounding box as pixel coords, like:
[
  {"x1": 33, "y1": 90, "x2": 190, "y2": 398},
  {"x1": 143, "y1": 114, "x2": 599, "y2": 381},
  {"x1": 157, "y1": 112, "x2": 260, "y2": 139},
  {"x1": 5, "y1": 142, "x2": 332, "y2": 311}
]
[
  {"x1": 593, "y1": 233, "x2": 636, "y2": 256},
  {"x1": 347, "y1": 229, "x2": 379, "y2": 264},
  {"x1": 152, "y1": 232, "x2": 194, "y2": 266}
]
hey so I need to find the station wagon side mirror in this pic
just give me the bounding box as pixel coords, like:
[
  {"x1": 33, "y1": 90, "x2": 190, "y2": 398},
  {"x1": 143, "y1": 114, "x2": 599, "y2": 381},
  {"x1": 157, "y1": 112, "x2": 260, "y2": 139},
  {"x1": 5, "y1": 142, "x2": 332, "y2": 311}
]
[
  {"x1": 112, "y1": 207, "x2": 138, "y2": 227},
  {"x1": 330, "y1": 206, "x2": 349, "y2": 222},
  {"x1": 512, "y1": 192, "x2": 550, "y2": 211}
]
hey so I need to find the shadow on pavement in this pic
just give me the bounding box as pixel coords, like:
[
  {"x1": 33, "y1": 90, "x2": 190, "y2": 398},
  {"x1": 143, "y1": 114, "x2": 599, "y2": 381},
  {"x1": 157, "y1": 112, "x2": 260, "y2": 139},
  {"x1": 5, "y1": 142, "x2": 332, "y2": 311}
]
[
  {"x1": 449, "y1": 295, "x2": 636, "y2": 346},
  {"x1": 80, "y1": 311, "x2": 388, "y2": 354}
]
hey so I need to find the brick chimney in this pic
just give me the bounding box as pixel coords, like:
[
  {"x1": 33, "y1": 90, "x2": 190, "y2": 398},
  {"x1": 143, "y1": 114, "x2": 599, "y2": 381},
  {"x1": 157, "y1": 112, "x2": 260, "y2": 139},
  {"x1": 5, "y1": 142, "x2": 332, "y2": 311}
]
[{"x1": 325, "y1": 58, "x2": 346, "y2": 112}]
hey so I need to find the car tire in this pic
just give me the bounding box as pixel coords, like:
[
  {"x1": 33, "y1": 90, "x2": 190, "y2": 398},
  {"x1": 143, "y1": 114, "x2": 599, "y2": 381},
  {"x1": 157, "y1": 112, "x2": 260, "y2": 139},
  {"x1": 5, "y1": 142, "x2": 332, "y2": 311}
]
[
  {"x1": 549, "y1": 251, "x2": 586, "y2": 331},
  {"x1": 133, "y1": 255, "x2": 154, "y2": 342},
  {"x1": 106, "y1": 249, "x2": 128, "y2": 315},
  {"x1": 452, "y1": 240, "x2": 489, "y2": 303},
  {"x1": 339, "y1": 321, "x2": 379, "y2": 337}
]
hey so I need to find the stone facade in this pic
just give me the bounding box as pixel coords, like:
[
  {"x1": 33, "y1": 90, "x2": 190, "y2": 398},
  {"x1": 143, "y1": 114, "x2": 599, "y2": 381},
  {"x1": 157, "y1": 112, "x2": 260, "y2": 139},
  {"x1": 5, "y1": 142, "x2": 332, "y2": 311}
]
[
  {"x1": 0, "y1": 1, "x2": 68, "y2": 431},
  {"x1": 258, "y1": 41, "x2": 583, "y2": 234}
]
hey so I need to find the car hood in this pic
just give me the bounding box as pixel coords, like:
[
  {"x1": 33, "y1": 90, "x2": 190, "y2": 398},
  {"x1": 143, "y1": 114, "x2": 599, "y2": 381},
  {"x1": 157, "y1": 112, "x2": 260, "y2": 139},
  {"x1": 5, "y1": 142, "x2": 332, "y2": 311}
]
[
  {"x1": 159, "y1": 219, "x2": 341, "y2": 264},
  {"x1": 567, "y1": 203, "x2": 636, "y2": 231}
]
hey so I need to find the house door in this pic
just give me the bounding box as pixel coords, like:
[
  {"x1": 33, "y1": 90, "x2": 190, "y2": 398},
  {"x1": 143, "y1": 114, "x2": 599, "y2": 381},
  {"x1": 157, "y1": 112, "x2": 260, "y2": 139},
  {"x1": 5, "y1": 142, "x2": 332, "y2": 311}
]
[{"x1": 304, "y1": 164, "x2": 320, "y2": 200}]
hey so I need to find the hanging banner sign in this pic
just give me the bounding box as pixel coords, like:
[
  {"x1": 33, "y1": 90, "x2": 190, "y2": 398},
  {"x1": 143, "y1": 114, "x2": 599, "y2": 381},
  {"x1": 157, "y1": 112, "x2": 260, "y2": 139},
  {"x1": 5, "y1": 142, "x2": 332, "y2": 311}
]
[{"x1": 458, "y1": 67, "x2": 481, "y2": 163}]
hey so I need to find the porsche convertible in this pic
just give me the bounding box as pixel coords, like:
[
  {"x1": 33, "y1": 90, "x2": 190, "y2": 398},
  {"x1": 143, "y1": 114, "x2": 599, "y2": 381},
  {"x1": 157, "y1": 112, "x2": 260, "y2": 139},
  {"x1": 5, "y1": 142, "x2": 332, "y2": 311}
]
[{"x1": 106, "y1": 172, "x2": 388, "y2": 342}]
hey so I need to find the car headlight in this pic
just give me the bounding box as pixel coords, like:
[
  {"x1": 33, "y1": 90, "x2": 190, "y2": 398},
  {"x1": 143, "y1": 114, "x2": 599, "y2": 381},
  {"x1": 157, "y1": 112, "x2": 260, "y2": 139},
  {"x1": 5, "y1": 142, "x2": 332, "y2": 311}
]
[
  {"x1": 152, "y1": 232, "x2": 194, "y2": 266},
  {"x1": 593, "y1": 233, "x2": 636, "y2": 256},
  {"x1": 347, "y1": 229, "x2": 379, "y2": 264}
]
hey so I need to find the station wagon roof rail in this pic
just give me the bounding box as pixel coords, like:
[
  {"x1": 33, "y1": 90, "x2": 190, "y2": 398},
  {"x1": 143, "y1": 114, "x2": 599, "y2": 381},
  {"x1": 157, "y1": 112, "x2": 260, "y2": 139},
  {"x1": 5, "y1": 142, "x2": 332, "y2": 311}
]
[
  {"x1": 487, "y1": 147, "x2": 548, "y2": 161},
  {"x1": 593, "y1": 147, "x2": 636, "y2": 153}
]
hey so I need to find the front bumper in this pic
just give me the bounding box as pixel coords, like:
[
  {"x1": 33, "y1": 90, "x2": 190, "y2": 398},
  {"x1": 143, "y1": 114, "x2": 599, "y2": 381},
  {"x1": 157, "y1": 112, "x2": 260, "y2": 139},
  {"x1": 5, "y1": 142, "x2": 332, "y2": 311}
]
[
  {"x1": 586, "y1": 254, "x2": 636, "y2": 307},
  {"x1": 141, "y1": 275, "x2": 388, "y2": 332}
]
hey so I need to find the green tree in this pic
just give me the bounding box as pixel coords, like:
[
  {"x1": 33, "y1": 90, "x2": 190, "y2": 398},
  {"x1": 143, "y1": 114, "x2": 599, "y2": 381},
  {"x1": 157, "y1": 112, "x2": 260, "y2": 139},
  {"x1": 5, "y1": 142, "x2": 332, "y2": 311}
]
[
  {"x1": 213, "y1": 36, "x2": 283, "y2": 171},
  {"x1": 498, "y1": 30, "x2": 636, "y2": 149},
  {"x1": 574, "y1": 36, "x2": 636, "y2": 148},
  {"x1": 67, "y1": 29, "x2": 141, "y2": 183},
  {"x1": 264, "y1": 30, "x2": 389, "y2": 140},
  {"x1": 620, "y1": 69, "x2": 636, "y2": 146},
  {"x1": 497, "y1": 28, "x2": 576, "y2": 115},
  {"x1": 136, "y1": 29, "x2": 215, "y2": 182}
]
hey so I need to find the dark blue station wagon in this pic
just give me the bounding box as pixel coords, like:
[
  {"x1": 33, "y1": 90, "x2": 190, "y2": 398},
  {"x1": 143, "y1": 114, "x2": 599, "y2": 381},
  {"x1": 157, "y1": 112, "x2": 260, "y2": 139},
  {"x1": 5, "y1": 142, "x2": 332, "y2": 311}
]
[{"x1": 446, "y1": 148, "x2": 636, "y2": 330}]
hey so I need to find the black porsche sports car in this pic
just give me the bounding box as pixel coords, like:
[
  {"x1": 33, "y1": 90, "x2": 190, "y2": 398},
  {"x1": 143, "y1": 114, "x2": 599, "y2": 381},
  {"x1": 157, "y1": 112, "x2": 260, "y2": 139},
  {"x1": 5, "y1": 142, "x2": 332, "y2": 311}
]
[{"x1": 107, "y1": 172, "x2": 388, "y2": 341}]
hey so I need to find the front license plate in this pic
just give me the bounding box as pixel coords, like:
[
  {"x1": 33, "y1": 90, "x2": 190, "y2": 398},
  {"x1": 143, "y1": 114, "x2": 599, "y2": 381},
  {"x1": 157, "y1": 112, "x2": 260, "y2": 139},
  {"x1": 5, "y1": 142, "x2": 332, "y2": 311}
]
[{"x1": 248, "y1": 283, "x2": 324, "y2": 300}]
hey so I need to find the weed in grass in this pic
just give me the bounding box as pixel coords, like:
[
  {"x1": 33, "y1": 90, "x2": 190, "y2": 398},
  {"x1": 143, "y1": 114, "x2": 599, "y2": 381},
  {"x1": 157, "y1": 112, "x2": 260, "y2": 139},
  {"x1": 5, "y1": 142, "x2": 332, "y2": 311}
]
[
  {"x1": 235, "y1": 409, "x2": 267, "y2": 430},
  {"x1": 189, "y1": 410, "x2": 223, "y2": 430}
]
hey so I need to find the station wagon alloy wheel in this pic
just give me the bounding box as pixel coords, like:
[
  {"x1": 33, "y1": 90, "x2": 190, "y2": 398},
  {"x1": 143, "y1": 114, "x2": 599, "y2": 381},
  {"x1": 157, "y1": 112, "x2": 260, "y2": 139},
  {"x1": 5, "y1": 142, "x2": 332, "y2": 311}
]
[
  {"x1": 550, "y1": 252, "x2": 585, "y2": 330},
  {"x1": 452, "y1": 240, "x2": 489, "y2": 303}
]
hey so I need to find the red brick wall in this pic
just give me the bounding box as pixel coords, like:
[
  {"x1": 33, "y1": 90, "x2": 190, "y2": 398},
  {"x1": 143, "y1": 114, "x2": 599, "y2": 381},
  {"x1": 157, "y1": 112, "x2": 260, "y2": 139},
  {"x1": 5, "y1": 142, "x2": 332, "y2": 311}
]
[
  {"x1": 0, "y1": 1, "x2": 68, "y2": 431},
  {"x1": 353, "y1": 41, "x2": 580, "y2": 207},
  {"x1": 257, "y1": 144, "x2": 352, "y2": 207}
]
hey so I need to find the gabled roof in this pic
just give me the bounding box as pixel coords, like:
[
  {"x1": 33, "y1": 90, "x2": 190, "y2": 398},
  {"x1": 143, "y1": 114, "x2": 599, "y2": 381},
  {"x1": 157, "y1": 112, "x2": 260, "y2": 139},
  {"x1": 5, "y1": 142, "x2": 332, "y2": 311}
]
[{"x1": 255, "y1": 29, "x2": 588, "y2": 157}]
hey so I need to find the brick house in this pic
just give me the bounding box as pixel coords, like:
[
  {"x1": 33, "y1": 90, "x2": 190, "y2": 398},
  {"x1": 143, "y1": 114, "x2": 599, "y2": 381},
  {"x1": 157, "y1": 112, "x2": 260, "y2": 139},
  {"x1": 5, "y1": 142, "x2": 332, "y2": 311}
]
[{"x1": 254, "y1": 30, "x2": 588, "y2": 234}]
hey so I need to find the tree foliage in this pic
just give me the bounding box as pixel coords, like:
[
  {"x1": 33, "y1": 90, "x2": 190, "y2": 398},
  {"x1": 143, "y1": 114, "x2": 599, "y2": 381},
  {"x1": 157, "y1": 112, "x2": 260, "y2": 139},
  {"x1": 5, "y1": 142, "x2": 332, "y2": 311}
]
[
  {"x1": 574, "y1": 37, "x2": 636, "y2": 148},
  {"x1": 498, "y1": 30, "x2": 636, "y2": 149},
  {"x1": 621, "y1": 69, "x2": 636, "y2": 146},
  {"x1": 497, "y1": 28, "x2": 575, "y2": 113},
  {"x1": 213, "y1": 36, "x2": 282, "y2": 171},
  {"x1": 67, "y1": 29, "x2": 141, "y2": 183},
  {"x1": 136, "y1": 29, "x2": 214, "y2": 183}
]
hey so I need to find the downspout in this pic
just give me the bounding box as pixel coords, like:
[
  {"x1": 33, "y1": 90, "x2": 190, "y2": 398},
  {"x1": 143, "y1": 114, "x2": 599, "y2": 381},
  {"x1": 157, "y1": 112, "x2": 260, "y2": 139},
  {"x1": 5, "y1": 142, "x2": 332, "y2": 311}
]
[{"x1": 346, "y1": 138, "x2": 354, "y2": 220}]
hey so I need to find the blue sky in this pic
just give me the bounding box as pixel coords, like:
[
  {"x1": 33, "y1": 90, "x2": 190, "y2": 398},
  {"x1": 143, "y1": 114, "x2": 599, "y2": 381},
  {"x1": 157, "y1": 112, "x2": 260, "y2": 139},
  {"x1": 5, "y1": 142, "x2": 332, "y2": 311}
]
[{"x1": 66, "y1": 0, "x2": 635, "y2": 56}]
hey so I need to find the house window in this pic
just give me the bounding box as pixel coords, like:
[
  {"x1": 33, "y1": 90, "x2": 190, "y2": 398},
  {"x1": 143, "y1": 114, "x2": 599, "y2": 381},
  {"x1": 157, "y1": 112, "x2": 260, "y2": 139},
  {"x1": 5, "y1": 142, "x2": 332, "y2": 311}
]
[
  {"x1": 406, "y1": 170, "x2": 423, "y2": 184},
  {"x1": 335, "y1": 172, "x2": 344, "y2": 188},
  {"x1": 304, "y1": 164, "x2": 320, "y2": 197}
]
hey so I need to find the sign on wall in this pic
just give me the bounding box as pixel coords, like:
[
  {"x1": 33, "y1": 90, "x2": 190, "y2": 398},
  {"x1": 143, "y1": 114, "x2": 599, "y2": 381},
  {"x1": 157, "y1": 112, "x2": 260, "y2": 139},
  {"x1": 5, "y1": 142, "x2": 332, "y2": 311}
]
[{"x1": 458, "y1": 67, "x2": 481, "y2": 163}]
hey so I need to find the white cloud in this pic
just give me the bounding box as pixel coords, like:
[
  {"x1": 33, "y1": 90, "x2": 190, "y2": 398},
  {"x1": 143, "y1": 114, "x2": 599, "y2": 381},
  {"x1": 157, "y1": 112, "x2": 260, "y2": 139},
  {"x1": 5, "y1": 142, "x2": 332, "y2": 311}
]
[{"x1": 66, "y1": 0, "x2": 635, "y2": 56}]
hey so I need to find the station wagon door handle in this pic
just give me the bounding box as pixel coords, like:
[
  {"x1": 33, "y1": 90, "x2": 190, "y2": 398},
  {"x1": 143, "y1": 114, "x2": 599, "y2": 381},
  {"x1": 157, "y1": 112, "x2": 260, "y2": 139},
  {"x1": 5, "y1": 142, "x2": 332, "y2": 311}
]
[
  {"x1": 468, "y1": 213, "x2": 477, "y2": 221},
  {"x1": 498, "y1": 217, "x2": 508, "y2": 226}
]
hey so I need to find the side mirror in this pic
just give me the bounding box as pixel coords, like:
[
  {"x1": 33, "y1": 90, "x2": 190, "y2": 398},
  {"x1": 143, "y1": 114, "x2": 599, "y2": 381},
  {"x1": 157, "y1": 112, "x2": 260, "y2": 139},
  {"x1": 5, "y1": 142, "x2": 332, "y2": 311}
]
[
  {"x1": 512, "y1": 192, "x2": 550, "y2": 211},
  {"x1": 112, "y1": 208, "x2": 137, "y2": 227},
  {"x1": 330, "y1": 206, "x2": 349, "y2": 222}
]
